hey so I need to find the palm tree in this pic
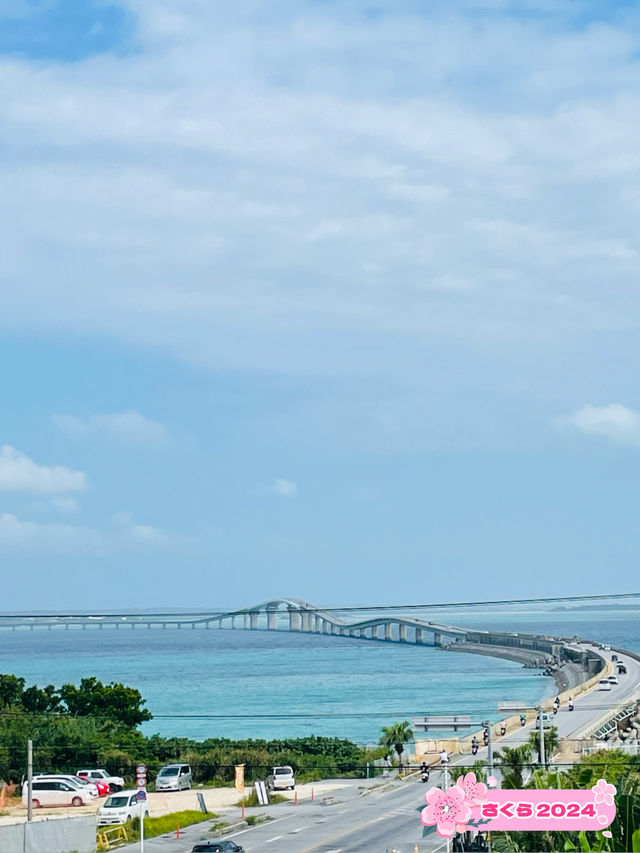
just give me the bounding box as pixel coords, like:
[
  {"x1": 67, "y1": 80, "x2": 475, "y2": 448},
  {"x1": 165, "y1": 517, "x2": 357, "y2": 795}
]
[
  {"x1": 528, "y1": 726, "x2": 559, "y2": 768},
  {"x1": 379, "y1": 721, "x2": 413, "y2": 773},
  {"x1": 495, "y1": 744, "x2": 532, "y2": 788}
]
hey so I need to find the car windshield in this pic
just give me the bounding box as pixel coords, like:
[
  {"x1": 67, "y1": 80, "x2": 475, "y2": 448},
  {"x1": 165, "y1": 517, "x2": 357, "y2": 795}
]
[
  {"x1": 159, "y1": 767, "x2": 179, "y2": 776},
  {"x1": 104, "y1": 796, "x2": 128, "y2": 808}
]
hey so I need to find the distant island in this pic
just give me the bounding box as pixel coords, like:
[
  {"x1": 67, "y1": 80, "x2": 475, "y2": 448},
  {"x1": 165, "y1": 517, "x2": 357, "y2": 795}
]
[{"x1": 552, "y1": 604, "x2": 640, "y2": 612}]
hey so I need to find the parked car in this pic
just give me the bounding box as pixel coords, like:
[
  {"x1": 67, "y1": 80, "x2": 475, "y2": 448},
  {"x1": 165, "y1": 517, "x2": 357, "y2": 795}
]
[
  {"x1": 267, "y1": 765, "x2": 295, "y2": 791},
  {"x1": 98, "y1": 790, "x2": 149, "y2": 826},
  {"x1": 155, "y1": 763, "x2": 192, "y2": 791},
  {"x1": 77, "y1": 768, "x2": 124, "y2": 792},
  {"x1": 22, "y1": 779, "x2": 93, "y2": 809},
  {"x1": 191, "y1": 842, "x2": 244, "y2": 852},
  {"x1": 598, "y1": 678, "x2": 612, "y2": 691},
  {"x1": 31, "y1": 774, "x2": 99, "y2": 798}
]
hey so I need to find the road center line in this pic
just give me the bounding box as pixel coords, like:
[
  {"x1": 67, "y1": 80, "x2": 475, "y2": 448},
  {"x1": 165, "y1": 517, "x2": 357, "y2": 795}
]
[{"x1": 265, "y1": 835, "x2": 283, "y2": 843}]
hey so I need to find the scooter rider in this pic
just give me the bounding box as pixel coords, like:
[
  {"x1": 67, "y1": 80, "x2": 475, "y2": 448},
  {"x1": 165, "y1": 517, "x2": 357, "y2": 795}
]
[
  {"x1": 471, "y1": 736, "x2": 479, "y2": 756},
  {"x1": 568, "y1": 698, "x2": 574, "y2": 711},
  {"x1": 420, "y1": 761, "x2": 430, "y2": 783},
  {"x1": 500, "y1": 721, "x2": 506, "y2": 736},
  {"x1": 440, "y1": 749, "x2": 450, "y2": 766},
  {"x1": 520, "y1": 713, "x2": 526, "y2": 727}
]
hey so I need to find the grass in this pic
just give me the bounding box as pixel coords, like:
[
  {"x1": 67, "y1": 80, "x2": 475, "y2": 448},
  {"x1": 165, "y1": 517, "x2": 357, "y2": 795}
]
[
  {"x1": 97, "y1": 809, "x2": 219, "y2": 849},
  {"x1": 237, "y1": 789, "x2": 288, "y2": 807}
]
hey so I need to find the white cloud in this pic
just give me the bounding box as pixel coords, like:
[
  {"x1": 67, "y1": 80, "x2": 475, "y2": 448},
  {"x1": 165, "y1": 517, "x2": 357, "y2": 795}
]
[
  {"x1": 558, "y1": 404, "x2": 640, "y2": 445},
  {"x1": 3, "y1": 1, "x2": 640, "y2": 395},
  {"x1": 112, "y1": 510, "x2": 172, "y2": 544},
  {"x1": 259, "y1": 478, "x2": 298, "y2": 497},
  {"x1": 51, "y1": 497, "x2": 79, "y2": 515},
  {"x1": 0, "y1": 446, "x2": 87, "y2": 493},
  {"x1": 0, "y1": 513, "x2": 102, "y2": 553},
  {"x1": 52, "y1": 411, "x2": 170, "y2": 446}
]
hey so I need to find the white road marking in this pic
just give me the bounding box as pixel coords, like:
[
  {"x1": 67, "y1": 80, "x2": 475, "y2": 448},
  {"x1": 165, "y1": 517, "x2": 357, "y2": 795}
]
[
  {"x1": 289, "y1": 828, "x2": 303, "y2": 833},
  {"x1": 265, "y1": 835, "x2": 283, "y2": 843}
]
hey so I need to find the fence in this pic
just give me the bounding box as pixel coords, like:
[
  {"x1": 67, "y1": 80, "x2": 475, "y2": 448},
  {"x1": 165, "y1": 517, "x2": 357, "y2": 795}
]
[{"x1": 0, "y1": 815, "x2": 96, "y2": 853}]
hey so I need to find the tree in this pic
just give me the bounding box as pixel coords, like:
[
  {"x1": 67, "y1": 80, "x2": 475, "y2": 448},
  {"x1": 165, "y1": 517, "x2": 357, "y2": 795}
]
[
  {"x1": 379, "y1": 721, "x2": 413, "y2": 772},
  {"x1": 0, "y1": 675, "x2": 25, "y2": 708},
  {"x1": 60, "y1": 677, "x2": 152, "y2": 727},
  {"x1": 21, "y1": 685, "x2": 62, "y2": 714},
  {"x1": 528, "y1": 726, "x2": 559, "y2": 767},
  {"x1": 495, "y1": 744, "x2": 532, "y2": 789}
]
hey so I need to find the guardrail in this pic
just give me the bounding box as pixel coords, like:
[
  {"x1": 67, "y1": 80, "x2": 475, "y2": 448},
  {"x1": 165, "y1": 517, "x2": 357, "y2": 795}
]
[{"x1": 97, "y1": 825, "x2": 128, "y2": 850}]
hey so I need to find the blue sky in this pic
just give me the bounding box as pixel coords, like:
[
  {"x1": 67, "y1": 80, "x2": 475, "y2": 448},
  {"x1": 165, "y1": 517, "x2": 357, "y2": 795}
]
[{"x1": 2, "y1": 0, "x2": 640, "y2": 609}]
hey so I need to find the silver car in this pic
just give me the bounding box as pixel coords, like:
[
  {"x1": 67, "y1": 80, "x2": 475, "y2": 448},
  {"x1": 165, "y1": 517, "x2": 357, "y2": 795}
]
[{"x1": 155, "y1": 763, "x2": 192, "y2": 791}]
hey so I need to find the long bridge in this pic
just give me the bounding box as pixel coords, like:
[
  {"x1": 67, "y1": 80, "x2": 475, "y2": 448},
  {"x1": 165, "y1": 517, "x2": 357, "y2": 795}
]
[{"x1": 0, "y1": 597, "x2": 601, "y2": 672}]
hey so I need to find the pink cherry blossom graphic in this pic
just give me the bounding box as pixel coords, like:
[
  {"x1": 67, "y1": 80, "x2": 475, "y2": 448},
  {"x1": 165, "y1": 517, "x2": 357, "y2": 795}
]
[
  {"x1": 592, "y1": 779, "x2": 616, "y2": 806},
  {"x1": 487, "y1": 775, "x2": 498, "y2": 788},
  {"x1": 603, "y1": 831, "x2": 613, "y2": 838},
  {"x1": 422, "y1": 785, "x2": 473, "y2": 838},
  {"x1": 455, "y1": 772, "x2": 488, "y2": 806}
]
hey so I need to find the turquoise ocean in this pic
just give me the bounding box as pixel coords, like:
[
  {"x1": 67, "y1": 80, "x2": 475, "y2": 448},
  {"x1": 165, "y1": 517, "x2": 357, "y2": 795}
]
[{"x1": 1, "y1": 607, "x2": 638, "y2": 744}]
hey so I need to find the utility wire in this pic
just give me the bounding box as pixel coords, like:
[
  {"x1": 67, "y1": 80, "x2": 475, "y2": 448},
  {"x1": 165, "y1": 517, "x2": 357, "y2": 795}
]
[{"x1": 1, "y1": 591, "x2": 640, "y2": 619}]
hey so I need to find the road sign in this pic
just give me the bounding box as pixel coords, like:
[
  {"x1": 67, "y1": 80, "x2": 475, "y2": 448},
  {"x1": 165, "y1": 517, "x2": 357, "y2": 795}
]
[
  {"x1": 413, "y1": 714, "x2": 471, "y2": 732},
  {"x1": 136, "y1": 778, "x2": 147, "y2": 788},
  {"x1": 136, "y1": 764, "x2": 147, "y2": 775},
  {"x1": 137, "y1": 789, "x2": 147, "y2": 800}
]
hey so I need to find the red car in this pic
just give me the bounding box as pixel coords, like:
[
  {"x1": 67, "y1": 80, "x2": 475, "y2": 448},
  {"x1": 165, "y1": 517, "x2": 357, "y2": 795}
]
[{"x1": 73, "y1": 774, "x2": 110, "y2": 797}]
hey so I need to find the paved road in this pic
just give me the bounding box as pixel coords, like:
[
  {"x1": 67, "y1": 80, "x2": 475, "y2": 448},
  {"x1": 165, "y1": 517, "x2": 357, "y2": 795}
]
[{"x1": 122, "y1": 648, "x2": 640, "y2": 853}]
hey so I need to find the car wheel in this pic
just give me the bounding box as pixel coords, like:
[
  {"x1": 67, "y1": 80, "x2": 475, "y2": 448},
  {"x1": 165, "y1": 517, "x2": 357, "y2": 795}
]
[
  {"x1": 72, "y1": 797, "x2": 83, "y2": 807},
  {"x1": 32, "y1": 799, "x2": 41, "y2": 809}
]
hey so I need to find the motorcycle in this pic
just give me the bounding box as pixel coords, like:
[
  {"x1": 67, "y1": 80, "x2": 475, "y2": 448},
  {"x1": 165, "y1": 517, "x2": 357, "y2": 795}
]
[
  {"x1": 421, "y1": 768, "x2": 430, "y2": 783},
  {"x1": 520, "y1": 715, "x2": 526, "y2": 727},
  {"x1": 471, "y1": 743, "x2": 479, "y2": 756}
]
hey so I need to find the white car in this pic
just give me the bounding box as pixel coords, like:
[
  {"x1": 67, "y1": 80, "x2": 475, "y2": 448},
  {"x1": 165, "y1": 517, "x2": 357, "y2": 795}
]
[
  {"x1": 598, "y1": 678, "x2": 612, "y2": 691},
  {"x1": 267, "y1": 765, "x2": 295, "y2": 791},
  {"x1": 77, "y1": 768, "x2": 124, "y2": 792},
  {"x1": 22, "y1": 779, "x2": 93, "y2": 809},
  {"x1": 98, "y1": 789, "x2": 149, "y2": 826},
  {"x1": 608, "y1": 675, "x2": 619, "y2": 686},
  {"x1": 32, "y1": 774, "x2": 99, "y2": 798}
]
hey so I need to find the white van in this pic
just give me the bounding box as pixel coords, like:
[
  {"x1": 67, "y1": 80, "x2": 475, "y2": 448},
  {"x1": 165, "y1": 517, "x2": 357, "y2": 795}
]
[
  {"x1": 267, "y1": 765, "x2": 295, "y2": 791},
  {"x1": 536, "y1": 711, "x2": 554, "y2": 729},
  {"x1": 599, "y1": 678, "x2": 612, "y2": 691},
  {"x1": 155, "y1": 763, "x2": 192, "y2": 791},
  {"x1": 22, "y1": 779, "x2": 93, "y2": 808},
  {"x1": 98, "y1": 789, "x2": 149, "y2": 826},
  {"x1": 32, "y1": 774, "x2": 99, "y2": 798}
]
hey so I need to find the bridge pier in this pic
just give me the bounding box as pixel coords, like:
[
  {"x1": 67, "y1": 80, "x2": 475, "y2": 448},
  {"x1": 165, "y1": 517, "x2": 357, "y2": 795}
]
[
  {"x1": 385, "y1": 623, "x2": 392, "y2": 641},
  {"x1": 148, "y1": 623, "x2": 151, "y2": 630},
  {"x1": 244, "y1": 614, "x2": 250, "y2": 629},
  {"x1": 399, "y1": 624, "x2": 407, "y2": 643},
  {"x1": 267, "y1": 611, "x2": 277, "y2": 630},
  {"x1": 415, "y1": 628, "x2": 423, "y2": 644},
  {"x1": 301, "y1": 612, "x2": 310, "y2": 631},
  {"x1": 289, "y1": 610, "x2": 302, "y2": 631},
  {"x1": 434, "y1": 632, "x2": 442, "y2": 647},
  {"x1": 250, "y1": 612, "x2": 259, "y2": 629}
]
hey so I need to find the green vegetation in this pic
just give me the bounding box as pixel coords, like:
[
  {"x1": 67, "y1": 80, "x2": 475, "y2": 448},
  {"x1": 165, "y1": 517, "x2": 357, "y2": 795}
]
[
  {"x1": 379, "y1": 721, "x2": 413, "y2": 772},
  {"x1": 237, "y1": 789, "x2": 287, "y2": 806},
  {"x1": 98, "y1": 810, "x2": 217, "y2": 850},
  {"x1": 0, "y1": 672, "x2": 376, "y2": 786},
  {"x1": 489, "y1": 750, "x2": 640, "y2": 852}
]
